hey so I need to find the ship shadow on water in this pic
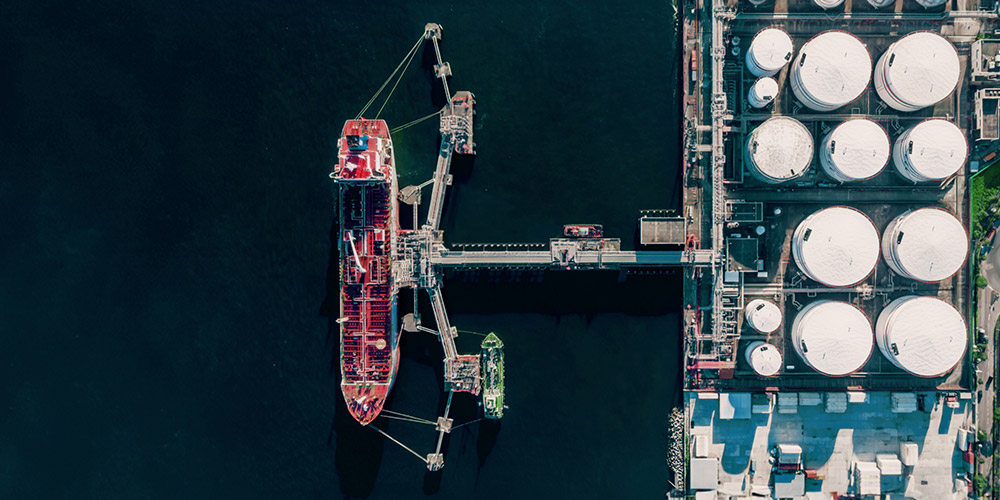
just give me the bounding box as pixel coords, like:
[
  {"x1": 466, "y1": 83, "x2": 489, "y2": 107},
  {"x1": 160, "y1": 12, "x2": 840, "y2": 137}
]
[{"x1": 322, "y1": 218, "x2": 386, "y2": 499}]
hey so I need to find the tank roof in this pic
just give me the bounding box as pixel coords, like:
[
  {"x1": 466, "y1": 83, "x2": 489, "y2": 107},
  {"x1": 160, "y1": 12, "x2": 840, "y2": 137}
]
[
  {"x1": 746, "y1": 117, "x2": 813, "y2": 182},
  {"x1": 748, "y1": 28, "x2": 794, "y2": 74},
  {"x1": 883, "y1": 208, "x2": 967, "y2": 282},
  {"x1": 792, "y1": 31, "x2": 871, "y2": 110},
  {"x1": 876, "y1": 296, "x2": 967, "y2": 377},
  {"x1": 792, "y1": 207, "x2": 880, "y2": 287},
  {"x1": 897, "y1": 119, "x2": 967, "y2": 181},
  {"x1": 745, "y1": 299, "x2": 782, "y2": 333},
  {"x1": 821, "y1": 119, "x2": 890, "y2": 181},
  {"x1": 792, "y1": 300, "x2": 874, "y2": 376},
  {"x1": 879, "y1": 32, "x2": 959, "y2": 109},
  {"x1": 751, "y1": 77, "x2": 779, "y2": 98},
  {"x1": 747, "y1": 342, "x2": 782, "y2": 377}
]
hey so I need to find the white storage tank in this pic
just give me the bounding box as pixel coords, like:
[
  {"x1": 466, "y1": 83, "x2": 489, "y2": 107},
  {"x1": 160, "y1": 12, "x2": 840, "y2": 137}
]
[
  {"x1": 882, "y1": 208, "x2": 967, "y2": 282},
  {"x1": 792, "y1": 300, "x2": 874, "y2": 376},
  {"x1": 867, "y1": 0, "x2": 894, "y2": 7},
  {"x1": 746, "y1": 28, "x2": 794, "y2": 77},
  {"x1": 875, "y1": 296, "x2": 967, "y2": 377},
  {"x1": 814, "y1": 0, "x2": 845, "y2": 7},
  {"x1": 915, "y1": 0, "x2": 948, "y2": 7},
  {"x1": 791, "y1": 206, "x2": 880, "y2": 287},
  {"x1": 790, "y1": 31, "x2": 872, "y2": 112},
  {"x1": 744, "y1": 116, "x2": 814, "y2": 184},
  {"x1": 819, "y1": 119, "x2": 891, "y2": 182},
  {"x1": 745, "y1": 299, "x2": 782, "y2": 333},
  {"x1": 745, "y1": 341, "x2": 782, "y2": 377},
  {"x1": 874, "y1": 32, "x2": 960, "y2": 112},
  {"x1": 892, "y1": 119, "x2": 968, "y2": 183},
  {"x1": 748, "y1": 77, "x2": 779, "y2": 108}
]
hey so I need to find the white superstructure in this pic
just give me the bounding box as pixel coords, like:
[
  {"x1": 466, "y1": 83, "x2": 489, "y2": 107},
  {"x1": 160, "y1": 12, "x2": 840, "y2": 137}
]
[
  {"x1": 874, "y1": 32, "x2": 959, "y2": 112},
  {"x1": 748, "y1": 77, "x2": 779, "y2": 108},
  {"x1": 745, "y1": 299, "x2": 782, "y2": 333},
  {"x1": 790, "y1": 31, "x2": 872, "y2": 111},
  {"x1": 744, "y1": 116, "x2": 814, "y2": 183},
  {"x1": 745, "y1": 341, "x2": 782, "y2": 377},
  {"x1": 791, "y1": 206, "x2": 880, "y2": 287},
  {"x1": 875, "y1": 296, "x2": 967, "y2": 377},
  {"x1": 892, "y1": 119, "x2": 967, "y2": 183},
  {"x1": 791, "y1": 300, "x2": 874, "y2": 376},
  {"x1": 746, "y1": 28, "x2": 794, "y2": 77},
  {"x1": 882, "y1": 208, "x2": 967, "y2": 282},
  {"x1": 819, "y1": 119, "x2": 890, "y2": 182}
]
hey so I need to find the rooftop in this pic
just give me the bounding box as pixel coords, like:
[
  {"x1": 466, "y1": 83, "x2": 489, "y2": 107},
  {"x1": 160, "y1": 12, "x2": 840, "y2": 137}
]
[{"x1": 687, "y1": 391, "x2": 973, "y2": 498}]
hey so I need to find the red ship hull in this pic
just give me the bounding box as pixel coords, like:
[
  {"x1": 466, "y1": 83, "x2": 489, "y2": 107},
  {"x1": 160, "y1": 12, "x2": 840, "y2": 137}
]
[{"x1": 333, "y1": 119, "x2": 399, "y2": 426}]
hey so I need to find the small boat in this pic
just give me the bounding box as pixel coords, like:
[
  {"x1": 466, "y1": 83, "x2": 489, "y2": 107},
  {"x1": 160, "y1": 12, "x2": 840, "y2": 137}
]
[
  {"x1": 481, "y1": 333, "x2": 505, "y2": 420},
  {"x1": 563, "y1": 224, "x2": 603, "y2": 238}
]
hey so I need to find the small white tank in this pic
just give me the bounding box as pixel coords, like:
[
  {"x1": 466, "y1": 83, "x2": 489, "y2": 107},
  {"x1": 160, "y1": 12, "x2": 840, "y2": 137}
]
[
  {"x1": 875, "y1": 296, "x2": 967, "y2": 377},
  {"x1": 791, "y1": 206, "x2": 880, "y2": 287},
  {"x1": 745, "y1": 341, "x2": 782, "y2": 377},
  {"x1": 819, "y1": 119, "x2": 890, "y2": 182},
  {"x1": 792, "y1": 300, "x2": 874, "y2": 376},
  {"x1": 748, "y1": 77, "x2": 779, "y2": 108},
  {"x1": 746, "y1": 28, "x2": 794, "y2": 77},
  {"x1": 892, "y1": 119, "x2": 968, "y2": 183},
  {"x1": 882, "y1": 208, "x2": 968, "y2": 282},
  {"x1": 874, "y1": 32, "x2": 959, "y2": 112},
  {"x1": 744, "y1": 116, "x2": 814, "y2": 184},
  {"x1": 814, "y1": 0, "x2": 845, "y2": 7},
  {"x1": 745, "y1": 299, "x2": 782, "y2": 333},
  {"x1": 867, "y1": 0, "x2": 894, "y2": 7},
  {"x1": 915, "y1": 0, "x2": 948, "y2": 7},
  {"x1": 790, "y1": 31, "x2": 872, "y2": 112}
]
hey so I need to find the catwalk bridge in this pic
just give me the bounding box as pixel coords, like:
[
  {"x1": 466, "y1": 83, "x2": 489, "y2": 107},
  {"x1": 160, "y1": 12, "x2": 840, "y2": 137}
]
[{"x1": 430, "y1": 246, "x2": 714, "y2": 268}]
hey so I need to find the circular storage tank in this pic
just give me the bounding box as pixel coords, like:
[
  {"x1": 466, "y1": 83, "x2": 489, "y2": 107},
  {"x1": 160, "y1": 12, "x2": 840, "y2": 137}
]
[
  {"x1": 819, "y1": 119, "x2": 890, "y2": 182},
  {"x1": 748, "y1": 77, "x2": 779, "y2": 108},
  {"x1": 915, "y1": 0, "x2": 948, "y2": 7},
  {"x1": 790, "y1": 31, "x2": 872, "y2": 112},
  {"x1": 791, "y1": 207, "x2": 880, "y2": 287},
  {"x1": 745, "y1": 299, "x2": 782, "y2": 333},
  {"x1": 874, "y1": 32, "x2": 959, "y2": 112},
  {"x1": 875, "y1": 296, "x2": 967, "y2": 377},
  {"x1": 867, "y1": 0, "x2": 894, "y2": 7},
  {"x1": 814, "y1": 0, "x2": 845, "y2": 7},
  {"x1": 744, "y1": 116, "x2": 814, "y2": 184},
  {"x1": 791, "y1": 300, "x2": 874, "y2": 376},
  {"x1": 882, "y1": 208, "x2": 968, "y2": 282},
  {"x1": 892, "y1": 119, "x2": 968, "y2": 183},
  {"x1": 746, "y1": 28, "x2": 794, "y2": 77},
  {"x1": 745, "y1": 341, "x2": 782, "y2": 377}
]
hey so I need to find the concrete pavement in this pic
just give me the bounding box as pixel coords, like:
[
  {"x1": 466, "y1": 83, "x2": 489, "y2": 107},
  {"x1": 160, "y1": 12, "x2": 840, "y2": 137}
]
[{"x1": 977, "y1": 239, "x2": 1000, "y2": 487}]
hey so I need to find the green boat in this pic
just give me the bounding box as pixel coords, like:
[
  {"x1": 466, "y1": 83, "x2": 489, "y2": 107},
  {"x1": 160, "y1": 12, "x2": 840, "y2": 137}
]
[{"x1": 481, "y1": 332, "x2": 505, "y2": 419}]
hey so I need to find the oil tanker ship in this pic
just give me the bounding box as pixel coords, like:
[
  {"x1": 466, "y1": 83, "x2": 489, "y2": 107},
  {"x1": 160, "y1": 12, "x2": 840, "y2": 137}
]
[{"x1": 332, "y1": 118, "x2": 399, "y2": 426}]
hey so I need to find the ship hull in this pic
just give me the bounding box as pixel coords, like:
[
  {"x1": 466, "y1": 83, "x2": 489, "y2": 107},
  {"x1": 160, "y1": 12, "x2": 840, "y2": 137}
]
[{"x1": 333, "y1": 119, "x2": 400, "y2": 426}]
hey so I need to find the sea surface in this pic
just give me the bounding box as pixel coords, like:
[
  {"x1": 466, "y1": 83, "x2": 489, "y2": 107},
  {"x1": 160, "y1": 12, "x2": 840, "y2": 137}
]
[{"x1": 0, "y1": 1, "x2": 684, "y2": 498}]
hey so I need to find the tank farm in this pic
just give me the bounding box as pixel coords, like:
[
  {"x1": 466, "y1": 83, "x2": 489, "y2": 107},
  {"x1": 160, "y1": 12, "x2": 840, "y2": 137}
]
[{"x1": 675, "y1": 0, "x2": 1000, "y2": 494}]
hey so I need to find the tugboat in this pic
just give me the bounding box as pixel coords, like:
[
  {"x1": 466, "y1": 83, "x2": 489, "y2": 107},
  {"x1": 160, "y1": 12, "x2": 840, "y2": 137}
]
[
  {"x1": 481, "y1": 333, "x2": 505, "y2": 420},
  {"x1": 563, "y1": 224, "x2": 603, "y2": 238}
]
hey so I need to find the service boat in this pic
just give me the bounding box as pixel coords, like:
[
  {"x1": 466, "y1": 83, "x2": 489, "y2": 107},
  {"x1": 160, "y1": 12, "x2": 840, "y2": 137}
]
[
  {"x1": 481, "y1": 333, "x2": 505, "y2": 420},
  {"x1": 332, "y1": 118, "x2": 399, "y2": 426},
  {"x1": 563, "y1": 224, "x2": 603, "y2": 238}
]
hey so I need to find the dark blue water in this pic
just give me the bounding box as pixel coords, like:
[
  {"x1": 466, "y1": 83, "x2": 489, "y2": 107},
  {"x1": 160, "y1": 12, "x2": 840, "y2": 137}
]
[{"x1": 1, "y1": 1, "x2": 683, "y2": 497}]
